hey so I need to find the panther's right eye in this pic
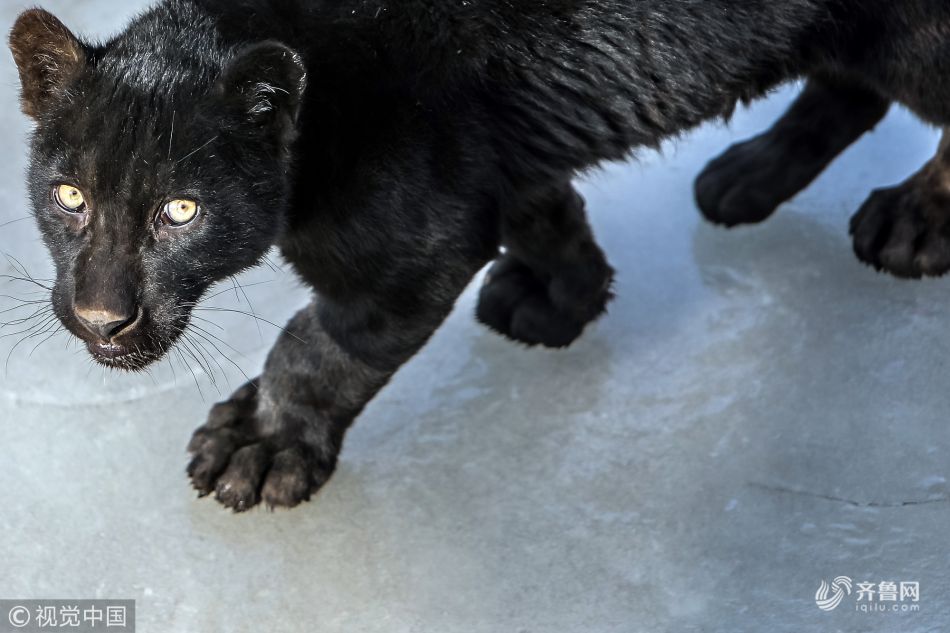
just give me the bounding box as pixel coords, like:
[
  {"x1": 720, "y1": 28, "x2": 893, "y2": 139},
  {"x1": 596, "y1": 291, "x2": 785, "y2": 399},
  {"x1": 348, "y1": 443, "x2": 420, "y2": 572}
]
[{"x1": 53, "y1": 184, "x2": 87, "y2": 213}]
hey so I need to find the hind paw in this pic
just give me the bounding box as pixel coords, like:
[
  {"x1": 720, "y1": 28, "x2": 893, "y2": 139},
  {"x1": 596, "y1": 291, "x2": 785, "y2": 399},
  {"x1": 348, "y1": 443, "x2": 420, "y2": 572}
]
[
  {"x1": 695, "y1": 134, "x2": 822, "y2": 227},
  {"x1": 850, "y1": 177, "x2": 950, "y2": 279}
]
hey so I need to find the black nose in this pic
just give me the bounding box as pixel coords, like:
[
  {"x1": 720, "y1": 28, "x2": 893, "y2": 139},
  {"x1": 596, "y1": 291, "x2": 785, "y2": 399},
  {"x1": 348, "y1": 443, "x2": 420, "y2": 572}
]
[{"x1": 74, "y1": 305, "x2": 139, "y2": 340}]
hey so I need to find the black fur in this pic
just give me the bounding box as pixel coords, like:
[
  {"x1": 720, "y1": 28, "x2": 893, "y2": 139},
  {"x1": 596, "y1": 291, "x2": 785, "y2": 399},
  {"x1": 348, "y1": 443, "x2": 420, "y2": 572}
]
[
  {"x1": 10, "y1": 0, "x2": 950, "y2": 510},
  {"x1": 696, "y1": 5, "x2": 950, "y2": 279}
]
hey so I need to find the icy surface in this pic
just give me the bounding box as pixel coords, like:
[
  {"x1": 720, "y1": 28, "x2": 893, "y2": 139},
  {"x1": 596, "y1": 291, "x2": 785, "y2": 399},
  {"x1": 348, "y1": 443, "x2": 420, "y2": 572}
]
[{"x1": 0, "y1": 2, "x2": 948, "y2": 631}]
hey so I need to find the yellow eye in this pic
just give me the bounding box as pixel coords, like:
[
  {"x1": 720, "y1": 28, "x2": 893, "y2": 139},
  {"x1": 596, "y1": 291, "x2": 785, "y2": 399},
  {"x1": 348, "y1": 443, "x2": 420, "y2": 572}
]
[
  {"x1": 162, "y1": 199, "x2": 199, "y2": 226},
  {"x1": 54, "y1": 185, "x2": 86, "y2": 212}
]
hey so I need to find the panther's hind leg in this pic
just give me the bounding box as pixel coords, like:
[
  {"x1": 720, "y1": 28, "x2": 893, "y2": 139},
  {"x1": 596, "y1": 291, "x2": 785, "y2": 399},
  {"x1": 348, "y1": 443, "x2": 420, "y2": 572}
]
[
  {"x1": 695, "y1": 74, "x2": 890, "y2": 227},
  {"x1": 850, "y1": 129, "x2": 950, "y2": 278},
  {"x1": 477, "y1": 180, "x2": 614, "y2": 348}
]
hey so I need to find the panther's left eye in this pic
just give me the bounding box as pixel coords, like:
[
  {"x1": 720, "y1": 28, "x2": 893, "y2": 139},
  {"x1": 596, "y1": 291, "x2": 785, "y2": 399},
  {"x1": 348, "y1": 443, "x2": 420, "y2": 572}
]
[
  {"x1": 160, "y1": 199, "x2": 200, "y2": 227},
  {"x1": 53, "y1": 185, "x2": 86, "y2": 213}
]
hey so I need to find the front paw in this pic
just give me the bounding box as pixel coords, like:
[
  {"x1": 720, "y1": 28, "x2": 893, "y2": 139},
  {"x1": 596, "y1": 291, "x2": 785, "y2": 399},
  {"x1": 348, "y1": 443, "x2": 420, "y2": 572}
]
[
  {"x1": 850, "y1": 177, "x2": 950, "y2": 278},
  {"x1": 477, "y1": 256, "x2": 611, "y2": 349},
  {"x1": 186, "y1": 381, "x2": 334, "y2": 512}
]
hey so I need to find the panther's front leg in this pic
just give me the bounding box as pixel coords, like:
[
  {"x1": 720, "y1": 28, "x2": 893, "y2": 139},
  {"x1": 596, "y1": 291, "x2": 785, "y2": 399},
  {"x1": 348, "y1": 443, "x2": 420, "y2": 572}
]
[{"x1": 187, "y1": 300, "x2": 397, "y2": 510}]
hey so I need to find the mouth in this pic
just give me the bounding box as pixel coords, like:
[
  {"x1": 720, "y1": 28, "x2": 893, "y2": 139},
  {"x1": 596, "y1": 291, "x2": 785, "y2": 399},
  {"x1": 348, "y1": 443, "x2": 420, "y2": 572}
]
[
  {"x1": 85, "y1": 340, "x2": 161, "y2": 371},
  {"x1": 87, "y1": 341, "x2": 128, "y2": 359}
]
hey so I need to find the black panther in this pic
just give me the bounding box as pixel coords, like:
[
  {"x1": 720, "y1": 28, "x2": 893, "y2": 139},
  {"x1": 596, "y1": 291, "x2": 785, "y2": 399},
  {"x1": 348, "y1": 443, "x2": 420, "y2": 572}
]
[{"x1": 8, "y1": 0, "x2": 950, "y2": 511}]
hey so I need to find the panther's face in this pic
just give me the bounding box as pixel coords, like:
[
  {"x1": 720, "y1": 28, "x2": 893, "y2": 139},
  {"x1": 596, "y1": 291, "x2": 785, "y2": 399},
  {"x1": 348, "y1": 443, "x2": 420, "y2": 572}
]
[{"x1": 10, "y1": 9, "x2": 305, "y2": 370}]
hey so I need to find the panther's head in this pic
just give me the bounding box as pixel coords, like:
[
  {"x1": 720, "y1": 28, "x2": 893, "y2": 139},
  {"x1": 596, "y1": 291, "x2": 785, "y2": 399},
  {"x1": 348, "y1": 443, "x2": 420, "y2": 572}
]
[{"x1": 9, "y1": 8, "x2": 305, "y2": 370}]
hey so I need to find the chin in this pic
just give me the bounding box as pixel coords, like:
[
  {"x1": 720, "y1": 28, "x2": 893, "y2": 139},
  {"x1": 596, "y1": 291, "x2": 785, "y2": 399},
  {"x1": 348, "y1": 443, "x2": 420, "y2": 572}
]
[{"x1": 86, "y1": 339, "x2": 167, "y2": 372}]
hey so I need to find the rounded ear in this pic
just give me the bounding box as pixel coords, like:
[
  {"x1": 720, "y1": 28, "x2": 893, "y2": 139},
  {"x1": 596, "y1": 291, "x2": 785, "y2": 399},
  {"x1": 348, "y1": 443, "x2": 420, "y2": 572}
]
[
  {"x1": 215, "y1": 42, "x2": 307, "y2": 133},
  {"x1": 9, "y1": 9, "x2": 87, "y2": 119}
]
